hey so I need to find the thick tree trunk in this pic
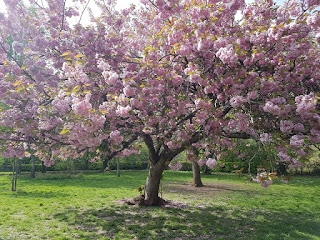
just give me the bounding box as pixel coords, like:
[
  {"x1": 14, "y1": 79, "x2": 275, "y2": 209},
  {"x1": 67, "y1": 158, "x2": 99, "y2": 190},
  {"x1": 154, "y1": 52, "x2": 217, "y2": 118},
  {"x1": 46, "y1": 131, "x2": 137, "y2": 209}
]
[
  {"x1": 192, "y1": 161, "x2": 204, "y2": 187},
  {"x1": 144, "y1": 161, "x2": 166, "y2": 206},
  {"x1": 103, "y1": 159, "x2": 108, "y2": 171}
]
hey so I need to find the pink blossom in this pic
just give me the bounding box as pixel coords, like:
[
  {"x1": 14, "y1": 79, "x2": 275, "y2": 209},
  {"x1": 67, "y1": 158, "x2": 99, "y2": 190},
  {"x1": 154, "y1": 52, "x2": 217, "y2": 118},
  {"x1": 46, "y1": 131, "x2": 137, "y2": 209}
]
[
  {"x1": 230, "y1": 96, "x2": 247, "y2": 108},
  {"x1": 109, "y1": 130, "x2": 123, "y2": 144},
  {"x1": 12, "y1": 41, "x2": 24, "y2": 53},
  {"x1": 72, "y1": 93, "x2": 92, "y2": 117},
  {"x1": 123, "y1": 86, "x2": 135, "y2": 97},
  {"x1": 247, "y1": 91, "x2": 258, "y2": 100},
  {"x1": 294, "y1": 123, "x2": 305, "y2": 132},
  {"x1": 169, "y1": 162, "x2": 182, "y2": 171},
  {"x1": 295, "y1": 94, "x2": 317, "y2": 118},
  {"x1": 290, "y1": 135, "x2": 304, "y2": 148},
  {"x1": 288, "y1": 158, "x2": 303, "y2": 169},
  {"x1": 263, "y1": 101, "x2": 281, "y2": 115},
  {"x1": 103, "y1": 72, "x2": 118, "y2": 85},
  {"x1": 278, "y1": 151, "x2": 291, "y2": 162},
  {"x1": 260, "y1": 133, "x2": 272, "y2": 143},
  {"x1": 280, "y1": 120, "x2": 294, "y2": 134},
  {"x1": 216, "y1": 45, "x2": 238, "y2": 67},
  {"x1": 116, "y1": 106, "x2": 131, "y2": 118},
  {"x1": 206, "y1": 158, "x2": 217, "y2": 169},
  {"x1": 197, "y1": 158, "x2": 206, "y2": 166}
]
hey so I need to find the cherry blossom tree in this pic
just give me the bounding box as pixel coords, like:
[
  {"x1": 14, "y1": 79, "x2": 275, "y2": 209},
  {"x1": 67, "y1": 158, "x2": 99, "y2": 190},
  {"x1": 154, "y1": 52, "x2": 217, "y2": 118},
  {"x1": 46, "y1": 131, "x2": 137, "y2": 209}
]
[{"x1": 0, "y1": 0, "x2": 319, "y2": 205}]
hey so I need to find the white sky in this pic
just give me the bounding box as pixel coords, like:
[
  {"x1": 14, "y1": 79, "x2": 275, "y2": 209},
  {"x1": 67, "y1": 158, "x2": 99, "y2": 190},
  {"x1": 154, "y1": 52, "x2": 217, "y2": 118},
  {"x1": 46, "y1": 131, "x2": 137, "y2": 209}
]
[
  {"x1": 0, "y1": 0, "x2": 289, "y2": 26},
  {"x1": 0, "y1": 0, "x2": 139, "y2": 23}
]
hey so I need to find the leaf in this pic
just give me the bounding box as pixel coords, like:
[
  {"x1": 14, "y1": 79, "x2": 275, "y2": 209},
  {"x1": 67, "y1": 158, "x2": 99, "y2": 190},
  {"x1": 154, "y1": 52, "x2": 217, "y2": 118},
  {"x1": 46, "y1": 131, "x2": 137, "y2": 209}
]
[
  {"x1": 60, "y1": 128, "x2": 70, "y2": 134},
  {"x1": 72, "y1": 85, "x2": 80, "y2": 93},
  {"x1": 83, "y1": 90, "x2": 91, "y2": 94},
  {"x1": 61, "y1": 51, "x2": 73, "y2": 56},
  {"x1": 277, "y1": 22, "x2": 285, "y2": 28},
  {"x1": 74, "y1": 54, "x2": 85, "y2": 58},
  {"x1": 13, "y1": 80, "x2": 23, "y2": 87},
  {"x1": 15, "y1": 86, "x2": 25, "y2": 92},
  {"x1": 21, "y1": 65, "x2": 27, "y2": 70}
]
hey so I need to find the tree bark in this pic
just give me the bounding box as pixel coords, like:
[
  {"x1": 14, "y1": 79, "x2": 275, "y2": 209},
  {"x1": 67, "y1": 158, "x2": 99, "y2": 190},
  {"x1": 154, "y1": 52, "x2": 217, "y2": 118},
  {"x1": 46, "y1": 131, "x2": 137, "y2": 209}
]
[
  {"x1": 12, "y1": 158, "x2": 17, "y2": 191},
  {"x1": 116, "y1": 158, "x2": 120, "y2": 177},
  {"x1": 144, "y1": 161, "x2": 167, "y2": 206},
  {"x1": 103, "y1": 159, "x2": 108, "y2": 171},
  {"x1": 192, "y1": 161, "x2": 204, "y2": 187}
]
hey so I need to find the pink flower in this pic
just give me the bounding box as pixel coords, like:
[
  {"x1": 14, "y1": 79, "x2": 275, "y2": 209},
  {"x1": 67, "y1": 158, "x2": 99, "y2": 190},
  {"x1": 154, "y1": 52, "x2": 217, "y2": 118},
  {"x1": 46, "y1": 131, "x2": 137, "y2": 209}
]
[
  {"x1": 12, "y1": 41, "x2": 24, "y2": 53},
  {"x1": 280, "y1": 120, "x2": 294, "y2": 134},
  {"x1": 197, "y1": 158, "x2": 206, "y2": 166},
  {"x1": 168, "y1": 162, "x2": 182, "y2": 171},
  {"x1": 260, "y1": 133, "x2": 272, "y2": 143},
  {"x1": 230, "y1": 96, "x2": 247, "y2": 108},
  {"x1": 216, "y1": 44, "x2": 238, "y2": 67},
  {"x1": 278, "y1": 151, "x2": 291, "y2": 162},
  {"x1": 294, "y1": 123, "x2": 305, "y2": 132},
  {"x1": 290, "y1": 135, "x2": 304, "y2": 148},
  {"x1": 109, "y1": 130, "x2": 123, "y2": 144},
  {"x1": 233, "y1": 165, "x2": 238, "y2": 169},
  {"x1": 116, "y1": 106, "x2": 131, "y2": 118},
  {"x1": 123, "y1": 86, "x2": 135, "y2": 97},
  {"x1": 206, "y1": 158, "x2": 217, "y2": 169},
  {"x1": 72, "y1": 94, "x2": 92, "y2": 116},
  {"x1": 263, "y1": 101, "x2": 281, "y2": 115}
]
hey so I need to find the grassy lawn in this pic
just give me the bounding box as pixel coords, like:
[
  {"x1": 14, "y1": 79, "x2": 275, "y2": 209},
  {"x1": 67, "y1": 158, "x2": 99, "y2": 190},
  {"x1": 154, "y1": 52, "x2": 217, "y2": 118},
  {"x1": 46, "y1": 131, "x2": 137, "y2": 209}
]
[{"x1": 0, "y1": 171, "x2": 319, "y2": 240}]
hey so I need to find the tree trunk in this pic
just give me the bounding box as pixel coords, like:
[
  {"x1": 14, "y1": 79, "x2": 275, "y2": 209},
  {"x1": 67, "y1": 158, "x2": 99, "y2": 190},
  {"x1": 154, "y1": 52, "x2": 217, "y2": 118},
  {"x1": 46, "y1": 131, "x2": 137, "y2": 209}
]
[
  {"x1": 144, "y1": 161, "x2": 166, "y2": 206},
  {"x1": 192, "y1": 161, "x2": 204, "y2": 187},
  {"x1": 103, "y1": 159, "x2": 108, "y2": 171},
  {"x1": 16, "y1": 158, "x2": 21, "y2": 174},
  {"x1": 12, "y1": 158, "x2": 17, "y2": 191},
  {"x1": 31, "y1": 155, "x2": 35, "y2": 178},
  {"x1": 116, "y1": 158, "x2": 120, "y2": 177}
]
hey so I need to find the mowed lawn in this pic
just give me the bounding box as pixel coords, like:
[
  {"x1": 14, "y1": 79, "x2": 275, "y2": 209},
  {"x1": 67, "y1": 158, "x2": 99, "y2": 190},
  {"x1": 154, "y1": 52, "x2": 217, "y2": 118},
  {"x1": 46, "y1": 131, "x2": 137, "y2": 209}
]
[{"x1": 0, "y1": 171, "x2": 319, "y2": 240}]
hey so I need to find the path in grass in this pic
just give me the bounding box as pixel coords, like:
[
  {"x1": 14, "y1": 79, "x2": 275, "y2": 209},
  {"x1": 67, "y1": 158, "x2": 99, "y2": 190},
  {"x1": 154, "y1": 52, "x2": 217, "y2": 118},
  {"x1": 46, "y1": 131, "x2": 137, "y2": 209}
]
[{"x1": 0, "y1": 171, "x2": 319, "y2": 240}]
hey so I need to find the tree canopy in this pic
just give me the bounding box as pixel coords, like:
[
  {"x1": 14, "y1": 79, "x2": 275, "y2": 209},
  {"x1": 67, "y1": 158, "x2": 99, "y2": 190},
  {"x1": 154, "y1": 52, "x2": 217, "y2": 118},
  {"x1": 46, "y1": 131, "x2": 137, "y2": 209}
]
[{"x1": 0, "y1": 0, "x2": 319, "y2": 204}]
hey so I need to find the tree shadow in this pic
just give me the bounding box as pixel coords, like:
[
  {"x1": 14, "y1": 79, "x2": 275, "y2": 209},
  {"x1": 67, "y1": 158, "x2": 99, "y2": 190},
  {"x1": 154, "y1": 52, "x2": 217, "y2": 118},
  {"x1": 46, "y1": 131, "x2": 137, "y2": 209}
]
[
  {"x1": 53, "y1": 204, "x2": 320, "y2": 240},
  {"x1": 6, "y1": 190, "x2": 70, "y2": 199}
]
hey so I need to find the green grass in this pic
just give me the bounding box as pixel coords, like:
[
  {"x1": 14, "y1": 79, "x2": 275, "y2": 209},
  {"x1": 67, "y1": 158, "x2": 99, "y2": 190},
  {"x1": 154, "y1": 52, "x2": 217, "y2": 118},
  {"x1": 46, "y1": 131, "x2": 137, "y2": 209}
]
[{"x1": 0, "y1": 171, "x2": 319, "y2": 240}]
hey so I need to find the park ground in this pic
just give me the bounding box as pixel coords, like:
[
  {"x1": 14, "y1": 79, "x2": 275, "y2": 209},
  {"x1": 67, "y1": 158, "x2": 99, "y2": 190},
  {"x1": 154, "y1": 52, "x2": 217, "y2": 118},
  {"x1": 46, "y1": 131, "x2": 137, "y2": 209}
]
[{"x1": 0, "y1": 171, "x2": 319, "y2": 240}]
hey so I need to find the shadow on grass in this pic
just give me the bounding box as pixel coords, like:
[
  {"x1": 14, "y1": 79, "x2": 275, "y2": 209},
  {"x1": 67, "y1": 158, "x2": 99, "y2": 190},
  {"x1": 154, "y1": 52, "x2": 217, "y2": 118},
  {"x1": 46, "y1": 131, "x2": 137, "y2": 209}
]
[
  {"x1": 6, "y1": 190, "x2": 70, "y2": 199},
  {"x1": 53, "y1": 204, "x2": 320, "y2": 240}
]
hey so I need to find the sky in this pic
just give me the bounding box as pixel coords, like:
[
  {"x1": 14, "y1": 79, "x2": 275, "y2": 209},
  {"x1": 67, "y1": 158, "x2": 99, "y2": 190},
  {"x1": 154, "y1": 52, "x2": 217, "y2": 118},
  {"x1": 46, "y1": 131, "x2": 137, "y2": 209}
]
[
  {"x1": 0, "y1": 0, "x2": 291, "y2": 26},
  {"x1": 0, "y1": 0, "x2": 139, "y2": 26}
]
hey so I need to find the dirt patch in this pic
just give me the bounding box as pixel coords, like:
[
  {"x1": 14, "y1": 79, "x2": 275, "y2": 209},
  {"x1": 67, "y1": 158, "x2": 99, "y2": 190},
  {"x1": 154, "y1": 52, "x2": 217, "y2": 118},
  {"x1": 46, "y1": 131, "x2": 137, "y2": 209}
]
[
  {"x1": 164, "y1": 181, "x2": 245, "y2": 197},
  {"x1": 117, "y1": 197, "x2": 191, "y2": 208}
]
